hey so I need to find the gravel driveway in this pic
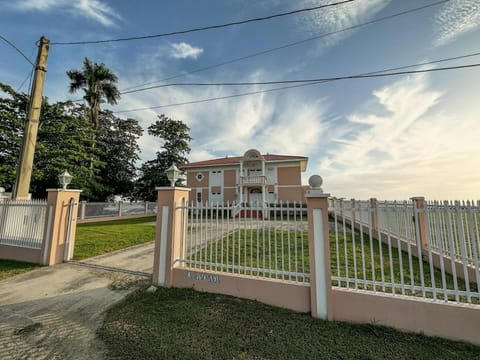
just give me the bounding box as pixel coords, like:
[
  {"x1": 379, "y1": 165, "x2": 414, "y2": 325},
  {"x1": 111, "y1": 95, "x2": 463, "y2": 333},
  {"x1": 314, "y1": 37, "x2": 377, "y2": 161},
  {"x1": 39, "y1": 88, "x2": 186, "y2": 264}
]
[{"x1": 0, "y1": 242, "x2": 154, "y2": 360}]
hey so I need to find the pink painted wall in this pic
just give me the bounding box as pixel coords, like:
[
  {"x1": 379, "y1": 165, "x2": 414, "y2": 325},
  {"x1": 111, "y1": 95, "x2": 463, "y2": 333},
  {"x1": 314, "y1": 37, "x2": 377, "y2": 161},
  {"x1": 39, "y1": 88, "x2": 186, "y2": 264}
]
[
  {"x1": 173, "y1": 268, "x2": 310, "y2": 313},
  {"x1": 277, "y1": 187, "x2": 303, "y2": 202},
  {"x1": 277, "y1": 166, "x2": 301, "y2": 185},
  {"x1": 330, "y1": 288, "x2": 480, "y2": 346},
  {"x1": 224, "y1": 169, "x2": 236, "y2": 187},
  {"x1": 224, "y1": 188, "x2": 236, "y2": 202},
  {"x1": 0, "y1": 244, "x2": 42, "y2": 263}
]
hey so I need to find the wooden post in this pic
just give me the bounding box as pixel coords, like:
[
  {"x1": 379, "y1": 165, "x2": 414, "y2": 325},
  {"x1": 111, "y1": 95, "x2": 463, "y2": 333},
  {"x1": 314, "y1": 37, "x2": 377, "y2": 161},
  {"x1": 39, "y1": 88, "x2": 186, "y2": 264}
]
[{"x1": 14, "y1": 36, "x2": 50, "y2": 200}]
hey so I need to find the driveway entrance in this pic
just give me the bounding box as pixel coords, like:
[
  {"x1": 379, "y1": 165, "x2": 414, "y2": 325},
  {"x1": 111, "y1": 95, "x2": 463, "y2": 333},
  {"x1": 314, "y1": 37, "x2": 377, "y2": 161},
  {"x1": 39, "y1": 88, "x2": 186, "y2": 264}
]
[{"x1": 0, "y1": 243, "x2": 154, "y2": 359}]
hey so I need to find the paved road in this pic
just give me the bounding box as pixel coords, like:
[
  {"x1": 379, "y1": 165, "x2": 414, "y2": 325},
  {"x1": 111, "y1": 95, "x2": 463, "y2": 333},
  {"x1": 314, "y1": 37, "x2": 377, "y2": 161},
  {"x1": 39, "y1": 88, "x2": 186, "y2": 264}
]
[{"x1": 0, "y1": 242, "x2": 155, "y2": 360}]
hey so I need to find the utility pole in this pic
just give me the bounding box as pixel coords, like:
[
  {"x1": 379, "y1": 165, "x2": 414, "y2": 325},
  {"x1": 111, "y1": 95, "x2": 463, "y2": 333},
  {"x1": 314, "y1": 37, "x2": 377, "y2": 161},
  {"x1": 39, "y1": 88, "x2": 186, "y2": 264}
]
[{"x1": 13, "y1": 36, "x2": 50, "y2": 200}]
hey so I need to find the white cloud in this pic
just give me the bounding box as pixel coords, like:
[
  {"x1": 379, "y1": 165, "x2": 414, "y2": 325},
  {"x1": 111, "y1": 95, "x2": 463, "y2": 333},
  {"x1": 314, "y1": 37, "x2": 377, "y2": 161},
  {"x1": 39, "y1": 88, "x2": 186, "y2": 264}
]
[
  {"x1": 170, "y1": 42, "x2": 204, "y2": 59},
  {"x1": 318, "y1": 74, "x2": 480, "y2": 200},
  {"x1": 117, "y1": 68, "x2": 328, "y2": 168},
  {"x1": 297, "y1": 0, "x2": 391, "y2": 47},
  {"x1": 9, "y1": 0, "x2": 121, "y2": 27},
  {"x1": 435, "y1": 0, "x2": 480, "y2": 46}
]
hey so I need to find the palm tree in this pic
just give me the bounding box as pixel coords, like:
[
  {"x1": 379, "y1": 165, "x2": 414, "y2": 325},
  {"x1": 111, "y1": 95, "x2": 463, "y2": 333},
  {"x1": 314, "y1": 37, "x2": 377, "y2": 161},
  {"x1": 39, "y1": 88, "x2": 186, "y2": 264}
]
[{"x1": 67, "y1": 58, "x2": 120, "y2": 131}]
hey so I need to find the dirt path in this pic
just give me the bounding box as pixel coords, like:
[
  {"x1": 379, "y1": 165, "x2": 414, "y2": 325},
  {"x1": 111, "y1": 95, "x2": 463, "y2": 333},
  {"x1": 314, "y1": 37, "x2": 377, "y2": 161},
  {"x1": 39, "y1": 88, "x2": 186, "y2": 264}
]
[{"x1": 0, "y1": 242, "x2": 155, "y2": 360}]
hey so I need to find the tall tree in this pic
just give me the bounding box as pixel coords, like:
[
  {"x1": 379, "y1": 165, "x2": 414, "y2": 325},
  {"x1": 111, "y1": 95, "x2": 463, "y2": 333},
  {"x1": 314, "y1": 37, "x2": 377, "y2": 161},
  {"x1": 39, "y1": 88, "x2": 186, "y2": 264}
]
[
  {"x1": 32, "y1": 100, "x2": 98, "y2": 198},
  {"x1": 93, "y1": 110, "x2": 143, "y2": 200},
  {"x1": 134, "y1": 114, "x2": 192, "y2": 201},
  {"x1": 0, "y1": 82, "x2": 142, "y2": 200},
  {"x1": 66, "y1": 58, "x2": 121, "y2": 172},
  {"x1": 66, "y1": 58, "x2": 120, "y2": 131}
]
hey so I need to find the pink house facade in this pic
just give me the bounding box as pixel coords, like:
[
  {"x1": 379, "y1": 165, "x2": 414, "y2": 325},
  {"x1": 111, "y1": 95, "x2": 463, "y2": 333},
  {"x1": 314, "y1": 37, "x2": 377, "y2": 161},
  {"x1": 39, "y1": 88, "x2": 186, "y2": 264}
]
[{"x1": 181, "y1": 149, "x2": 308, "y2": 204}]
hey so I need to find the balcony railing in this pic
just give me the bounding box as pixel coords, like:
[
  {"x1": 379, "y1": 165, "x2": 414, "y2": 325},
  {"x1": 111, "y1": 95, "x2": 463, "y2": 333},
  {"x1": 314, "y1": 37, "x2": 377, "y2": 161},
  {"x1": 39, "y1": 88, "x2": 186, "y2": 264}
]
[{"x1": 240, "y1": 175, "x2": 266, "y2": 186}]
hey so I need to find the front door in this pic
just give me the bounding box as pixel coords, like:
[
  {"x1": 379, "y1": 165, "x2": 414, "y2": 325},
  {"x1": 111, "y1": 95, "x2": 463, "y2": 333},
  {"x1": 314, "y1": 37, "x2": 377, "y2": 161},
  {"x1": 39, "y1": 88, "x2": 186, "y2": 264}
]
[{"x1": 249, "y1": 188, "x2": 263, "y2": 206}]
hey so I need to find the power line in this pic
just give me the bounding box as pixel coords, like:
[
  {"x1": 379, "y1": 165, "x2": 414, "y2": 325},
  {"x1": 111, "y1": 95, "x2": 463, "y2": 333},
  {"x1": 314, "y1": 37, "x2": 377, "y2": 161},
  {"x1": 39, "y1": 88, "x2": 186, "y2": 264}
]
[
  {"x1": 121, "y1": 63, "x2": 480, "y2": 88},
  {"x1": 16, "y1": 69, "x2": 33, "y2": 92},
  {"x1": 113, "y1": 62, "x2": 480, "y2": 113},
  {"x1": 121, "y1": 0, "x2": 451, "y2": 93},
  {"x1": 51, "y1": 0, "x2": 355, "y2": 45},
  {"x1": 0, "y1": 34, "x2": 35, "y2": 66},
  {"x1": 122, "y1": 51, "x2": 480, "y2": 94}
]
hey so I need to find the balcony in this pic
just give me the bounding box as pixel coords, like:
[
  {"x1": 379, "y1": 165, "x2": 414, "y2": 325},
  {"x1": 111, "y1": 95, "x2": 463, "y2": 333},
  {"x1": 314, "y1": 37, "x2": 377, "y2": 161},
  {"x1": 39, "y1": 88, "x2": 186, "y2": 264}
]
[{"x1": 240, "y1": 175, "x2": 266, "y2": 186}]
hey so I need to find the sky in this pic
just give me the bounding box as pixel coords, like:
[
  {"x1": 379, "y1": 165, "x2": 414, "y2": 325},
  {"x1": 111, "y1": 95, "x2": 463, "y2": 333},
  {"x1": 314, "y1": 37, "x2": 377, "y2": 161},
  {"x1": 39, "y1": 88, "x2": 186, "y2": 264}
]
[{"x1": 1, "y1": 0, "x2": 479, "y2": 200}]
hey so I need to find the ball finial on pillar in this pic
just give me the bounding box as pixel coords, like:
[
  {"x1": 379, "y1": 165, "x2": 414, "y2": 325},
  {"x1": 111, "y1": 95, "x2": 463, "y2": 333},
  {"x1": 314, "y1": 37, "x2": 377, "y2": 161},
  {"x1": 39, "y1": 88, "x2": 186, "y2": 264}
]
[{"x1": 309, "y1": 175, "x2": 323, "y2": 190}]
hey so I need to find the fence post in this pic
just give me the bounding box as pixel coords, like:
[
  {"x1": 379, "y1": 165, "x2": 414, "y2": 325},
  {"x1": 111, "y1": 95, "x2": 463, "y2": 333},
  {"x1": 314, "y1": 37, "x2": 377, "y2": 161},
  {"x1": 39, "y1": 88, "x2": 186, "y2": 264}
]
[
  {"x1": 305, "y1": 175, "x2": 331, "y2": 320},
  {"x1": 80, "y1": 200, "x2": 86, "y2": 220},
  {"x1": 411, "y1": 197, "x2": 427, "y2": 250},
  {"x1": 42, "y1": 189, "x2": 82, "y2": 265},
  {"x1": 118, "y1": 201, "x2": 123, "y2": 217},
  {"x1": 152, "y1": 186, "x2": 190, "y2": 287},
  {"x1": 370, "y1": 198, "x2": 378, "y2": 231},
  {"x1": 350, "y1": 198, "x2": 356, "y2": 225}
]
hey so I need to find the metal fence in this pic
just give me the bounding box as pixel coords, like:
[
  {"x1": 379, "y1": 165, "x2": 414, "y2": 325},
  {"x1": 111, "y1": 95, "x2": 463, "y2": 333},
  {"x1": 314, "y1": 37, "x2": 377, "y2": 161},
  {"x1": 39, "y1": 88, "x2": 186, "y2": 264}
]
[
  {"x1": 377, "y1": 201, "x2": 416, "y2": 244},
  {"x1": 79, "y1": 201, "x2": 156, "y2": 219},
  {"x1": 330, "y1": 198, "x2": 480, "y2": 305},
  {"x1": 0, "y1": 200, "x2": 50, "y2": 249},
  {"x1": 425, "y1": 200, "x2": 480, "y2": 268},
  {"x1": 176, "y1": 201, "x2": 309, "y2": 284}
]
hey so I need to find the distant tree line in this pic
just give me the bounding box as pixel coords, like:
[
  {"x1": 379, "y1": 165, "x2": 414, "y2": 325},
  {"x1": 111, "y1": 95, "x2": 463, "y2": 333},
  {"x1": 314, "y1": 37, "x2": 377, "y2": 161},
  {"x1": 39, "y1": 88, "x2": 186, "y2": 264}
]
[{"x1": 0, "y1": 59, "x2": 191, "y2": 201}]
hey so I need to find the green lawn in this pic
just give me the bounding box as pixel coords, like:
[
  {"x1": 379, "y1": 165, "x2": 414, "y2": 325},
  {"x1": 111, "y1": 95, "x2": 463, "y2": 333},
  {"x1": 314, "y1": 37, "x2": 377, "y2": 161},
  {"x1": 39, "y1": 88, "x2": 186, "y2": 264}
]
[
  {"x1": 190, "y1": 227, "x2": 478, "y2": 302},
  {"x1": 74, "y1": 216, "x2": 156, "y2": 260},
  {"x1": 189, "y1": 229, "x2": 309, "y2": 281},
  {"x1": 98, "y1": 287, "x2": 480, "y2": 360},
  {"x1": 0, "y1": 259, "x2": 39, "y2": 281},
  {"x1": 331, "y1": 227, "x2": 478, "y2": 302}
]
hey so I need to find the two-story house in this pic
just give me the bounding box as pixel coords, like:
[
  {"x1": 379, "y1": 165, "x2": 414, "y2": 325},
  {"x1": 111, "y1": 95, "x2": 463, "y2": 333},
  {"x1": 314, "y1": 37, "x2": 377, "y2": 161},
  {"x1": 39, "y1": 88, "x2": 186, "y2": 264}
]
[{"x1": 181, "y1": 149, "x2": 308, "y2": 205}]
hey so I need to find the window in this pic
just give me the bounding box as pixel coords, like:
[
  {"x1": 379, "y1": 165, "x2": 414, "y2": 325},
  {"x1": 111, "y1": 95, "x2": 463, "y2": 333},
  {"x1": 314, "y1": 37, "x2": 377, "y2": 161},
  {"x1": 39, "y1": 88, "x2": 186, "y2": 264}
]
[
  {"x1": 196, "y1": 172, "x2": 204, "y2": 181},
  {"x1": 196, "y1": 191, "x2": 202, "y2": 203}
]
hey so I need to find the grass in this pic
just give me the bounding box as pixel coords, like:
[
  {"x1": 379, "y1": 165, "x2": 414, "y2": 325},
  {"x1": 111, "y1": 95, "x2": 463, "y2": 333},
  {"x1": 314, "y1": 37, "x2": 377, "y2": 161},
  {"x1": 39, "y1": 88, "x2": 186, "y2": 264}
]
[
  {"x1": 189, "y1": 229, "x2": 309, "y2": 280},
  {"x1": 331, "y1": 227, "x2": 478, "y2": 301},
  {"x1": 74, "y1": 216, "x2": 156, "y2": 260},
  {"x1": 189, "y1": 226, "x2": 478, "y2": 302},
  {"x1": 98, "y1": 286, "x2": 480, "y2": 360},
  {"x1": 0, "y1": 259, "x2": 39, "y2": 281}
]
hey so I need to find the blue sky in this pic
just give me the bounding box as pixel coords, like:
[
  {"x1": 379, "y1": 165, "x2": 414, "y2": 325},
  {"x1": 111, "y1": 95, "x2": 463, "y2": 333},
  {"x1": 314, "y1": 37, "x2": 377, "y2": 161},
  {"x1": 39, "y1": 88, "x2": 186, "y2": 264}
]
[{"x1": 1, "y1": 0, "x2": 479, "y2": 200}]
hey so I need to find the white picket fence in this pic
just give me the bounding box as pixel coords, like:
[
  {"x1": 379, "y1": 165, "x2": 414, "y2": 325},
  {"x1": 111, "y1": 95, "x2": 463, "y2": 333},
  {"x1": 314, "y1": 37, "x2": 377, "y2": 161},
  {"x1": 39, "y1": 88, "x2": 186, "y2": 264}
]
[
  {"x1": 330, "y1": 198, "x2": 480, "y2": 305},
  {"x1": 176, "y1": 201, "x2": 310, "y2": 284},
  {"x1": 0, "y1": 200, "x2": 51, "y2": 249}
]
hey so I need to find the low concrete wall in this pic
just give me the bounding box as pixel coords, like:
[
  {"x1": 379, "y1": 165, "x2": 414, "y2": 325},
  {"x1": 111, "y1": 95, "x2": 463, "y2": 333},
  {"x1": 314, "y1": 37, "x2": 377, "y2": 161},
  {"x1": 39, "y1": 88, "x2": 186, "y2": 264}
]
[
  {"x1": 330, "y1": 287, "x2": 480, "y2": 346},
  {"x1": 0, "y1": 244, "x2": 42, "y2": 264},
  {"x1": 173, "y1": 268, "x2": 311, "y2": 313}
]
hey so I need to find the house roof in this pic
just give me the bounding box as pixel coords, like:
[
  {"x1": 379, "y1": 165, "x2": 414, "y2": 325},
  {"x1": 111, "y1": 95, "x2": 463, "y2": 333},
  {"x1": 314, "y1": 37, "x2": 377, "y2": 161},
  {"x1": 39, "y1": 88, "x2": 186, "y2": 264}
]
[{"x1": 181, "y1": 154, "x2": 308, "y2": 171}]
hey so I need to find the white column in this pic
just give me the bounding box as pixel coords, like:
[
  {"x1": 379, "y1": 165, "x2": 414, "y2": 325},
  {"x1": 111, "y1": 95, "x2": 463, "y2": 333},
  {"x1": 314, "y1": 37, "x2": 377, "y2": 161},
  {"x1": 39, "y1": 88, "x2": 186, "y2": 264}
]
[{"x1": 239, "y1": 162, "x2": 243, "y2": 203}]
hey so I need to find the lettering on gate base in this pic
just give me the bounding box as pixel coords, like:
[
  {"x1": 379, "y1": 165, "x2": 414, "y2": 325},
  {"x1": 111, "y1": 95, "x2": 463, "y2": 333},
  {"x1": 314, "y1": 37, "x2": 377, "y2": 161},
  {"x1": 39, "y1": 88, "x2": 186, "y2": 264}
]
[{"x1": 186, "y1": 271, "x2": 220, "y2": 284}]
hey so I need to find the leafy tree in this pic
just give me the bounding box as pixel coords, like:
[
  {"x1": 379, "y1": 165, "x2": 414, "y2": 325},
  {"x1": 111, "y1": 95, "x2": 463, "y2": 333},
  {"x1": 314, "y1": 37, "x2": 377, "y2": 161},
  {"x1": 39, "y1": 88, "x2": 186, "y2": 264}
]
[
  {"x1": 32, "y1": 100, "x2": 98, "y2": 198},
  {"x1": 0, "y1": 81, "x2": 142, "y2": 201},
  {"x1": 134, "y1": 114, "x2": 192, "y2": 201},
  {"x1": 66, "y1": 58, "x2": 120, "y2": 131},
  {"x1": 0, "y1": 82, "x2": 28, "y2": 190},
  {"x1": 67, "y1": 58, "x2": 121, "y2": 171},
  {"x1": 93, "y1": 110, "x2": 143, "y2": 200}
]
